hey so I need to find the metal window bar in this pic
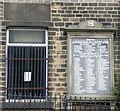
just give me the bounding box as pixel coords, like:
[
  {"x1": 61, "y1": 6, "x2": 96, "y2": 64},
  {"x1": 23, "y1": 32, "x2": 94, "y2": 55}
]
[{"x1": 6, "y1": 46, "x2": 47, "y2": 99}]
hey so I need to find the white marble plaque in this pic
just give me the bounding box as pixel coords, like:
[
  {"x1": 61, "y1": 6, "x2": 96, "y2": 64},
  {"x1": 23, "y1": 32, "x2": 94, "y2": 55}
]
[{"x1": 72, "y1": 38, "x2": 110, "y2": 95}]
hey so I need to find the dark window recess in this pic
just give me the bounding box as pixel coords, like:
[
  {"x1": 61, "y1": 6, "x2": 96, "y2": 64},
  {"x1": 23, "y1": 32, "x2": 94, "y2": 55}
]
[{"x1": 7, "y1": 46, "x2": 47, "y2": 99}]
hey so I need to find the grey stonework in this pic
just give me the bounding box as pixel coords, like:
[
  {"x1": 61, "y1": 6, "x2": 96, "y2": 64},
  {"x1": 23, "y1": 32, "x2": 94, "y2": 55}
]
[
  {"x1": 4, "y1": 3, "x2": 50, "y2": 22},
  {"x1": 0, "y1": 1, "x2": 5, "y2": 103},
  {"x1": 0, "y1": 0, "x2": 119, "y2": 101}
]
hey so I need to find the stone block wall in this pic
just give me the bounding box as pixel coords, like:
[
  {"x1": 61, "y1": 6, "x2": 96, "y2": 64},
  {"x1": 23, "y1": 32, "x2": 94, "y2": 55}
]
[
  {"x1": 0, "y1": 0, "x2": 119, "y2": 100},
  {"x1": 0, "y1": 1, "x2": 5, "y2": 102}
]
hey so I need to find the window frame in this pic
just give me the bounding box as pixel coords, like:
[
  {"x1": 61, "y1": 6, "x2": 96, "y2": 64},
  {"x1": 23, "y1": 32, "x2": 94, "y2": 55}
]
[
  {"x1": 6, "y1": 28, "x2": 48, "y2": 102},
  {"x1": 7, "y1": 29, "x2": 48, "y2": 46}
]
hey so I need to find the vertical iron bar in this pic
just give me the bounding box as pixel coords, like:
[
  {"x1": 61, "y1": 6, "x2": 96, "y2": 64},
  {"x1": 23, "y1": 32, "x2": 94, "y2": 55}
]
[
  {"x1": 55, "y1": 95, "x2": 57, "y2": 110},
  {"x1": 18, "y1": 46, "x2": 21, "y2": 96},
  {"x1": 20, "y1": 92, "x2": 23, "y2": 111},
  {"x1": 42, "y1": 46, "x2": 45, "y2": 97},
  {"x1": 8, "y1": 93, "x2": 11, "y2": 110},
  {"x1": 94, "y1": 98, "x2": 97, "y2": 111},
  {"x1": 33, "y1": 93, "x2": 37, "y2": 111},
  {"x1": 26, "y1": 46, "x2": 29, "y2": 97},
  {"x1": 44, "y1": 47, "x2": 46, "y2": 97},
  {"x1": 30, "y1": 46, "x2": 33, "y2": 99},
  {"x1": 99, "y1": 98, "x2": 102, "y2": 111},
  {"x1": 13, "y1": 92, "x2": 16, "y2": 111},
  {"x1": 29, "y1": 46, "x2": 31, "y2": 99},
  {"x1": 37, "y1": 47, "x2": 39, "y2": 97},
  {"x1": 60, "y1": 95, "x2": 61, "y2": 111},
  {"x1": 15, "y1": 46, "x2": 17, "y2": 97},
  {"x1": 21, "y1": 46, "x2": 23, "y2": 96},
  {"x1": 90, "y1": 97, "x2": 92, "y2": 111},
  {"x1": 23, "y1": 92, "x2": 27, "y2": 111},
  {"x1": 109, "y1": 99, "x2": 112, "y2": 111},
  {"x1": 70, "y1": 96, "x2": 72, "y2": 111},
  {"x1": 36, "y1": 46, "x2": 38, "y2": 97},
  {"x1": 29, "y1": 93, "x2": 32, "y2": 111},
  {"x1": 39, "y1": 94, "x2": 41, "y2": 111},
  {"x1": 27, "y1": 46, "x2": 30, "y2": 97},
  {"x1": 9, "y1": 47, "x2": 15, "y2": 98},
  {"x1": 104, "y1": 99, "x2": 107, "y2": 111},
  {"x1": 79, "y1": 97, "x2": 81, "y2": 111},
  {"x1": 24, "y1": 46, "x2": 27, "y2": 98},
  {"x1": 40, "y1": 47, "x2": 42, "y2": 97},
  {"x1": 45, "y1": 95, "x2": 46, "y2": 111},
  {"x1": 18, "y1": 92, "x2": 20, "y2": 111},
  {"x1": 34, "y1": 46, "x2": 37, "y2": 98},
  {"x1": 84, "y1": 97, "x2": 86, "y2": 111},
  {"x1": 64, "y1": 95, "x2": 67, "y2": 110},
  {"x1": 75, "y1": 96, "x2": 76, "y2": 111}
]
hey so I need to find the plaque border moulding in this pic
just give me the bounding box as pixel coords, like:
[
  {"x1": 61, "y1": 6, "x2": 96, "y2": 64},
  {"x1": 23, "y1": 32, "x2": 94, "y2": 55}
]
[{"x1": 65, "y1": 20, "x2": 116, "y2": 99}]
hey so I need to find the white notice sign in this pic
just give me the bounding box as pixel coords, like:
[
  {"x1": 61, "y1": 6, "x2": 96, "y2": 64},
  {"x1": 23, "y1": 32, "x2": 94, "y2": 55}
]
[
  {"x1": 71, "y1": 38, "x2": 110, "y2": 95},
  {"x1": 24, "y1": 72, "x2": 31, "y2": 82}
]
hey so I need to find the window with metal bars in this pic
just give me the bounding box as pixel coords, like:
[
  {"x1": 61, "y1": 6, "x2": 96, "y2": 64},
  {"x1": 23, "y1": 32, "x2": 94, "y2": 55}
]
[{"x1": 6, "y1": 29, "x2": 48, "y2": 99}]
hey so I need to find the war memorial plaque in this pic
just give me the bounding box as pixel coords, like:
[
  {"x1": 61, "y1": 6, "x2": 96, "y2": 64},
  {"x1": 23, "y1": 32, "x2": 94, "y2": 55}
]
[{"x1": 71, "y1": 38, "x2": 110, "y2": 95}]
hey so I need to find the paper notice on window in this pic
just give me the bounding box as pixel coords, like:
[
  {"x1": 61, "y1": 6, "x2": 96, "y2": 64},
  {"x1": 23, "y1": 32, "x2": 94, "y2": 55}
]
[{"x1": 24, "y1": 72, "x2": 31, "y2": 82}]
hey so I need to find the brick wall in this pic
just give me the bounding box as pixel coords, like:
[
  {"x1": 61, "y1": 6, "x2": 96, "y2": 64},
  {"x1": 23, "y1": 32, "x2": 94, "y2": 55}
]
[
  {"x1": 0, "y1": 1, "x2": 5, "y2": 102},
  {"x1": 0, "y1": 0, "x2": 119, "y2": 98},
  {"x1": 49, "y1": 2, "x2": 120, "y2": 95}
]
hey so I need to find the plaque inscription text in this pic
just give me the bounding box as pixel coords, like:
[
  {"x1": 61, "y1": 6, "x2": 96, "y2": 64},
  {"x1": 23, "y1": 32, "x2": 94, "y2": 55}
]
[{"x1": 72, "y1": 38, "x2": 110, "y2": 95}]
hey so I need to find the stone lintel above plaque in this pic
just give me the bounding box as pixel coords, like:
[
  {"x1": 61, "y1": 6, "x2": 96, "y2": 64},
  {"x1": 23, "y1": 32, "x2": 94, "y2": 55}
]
[{"x1": 65, "y1": 20, "x2": 116, "y2": 32}]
